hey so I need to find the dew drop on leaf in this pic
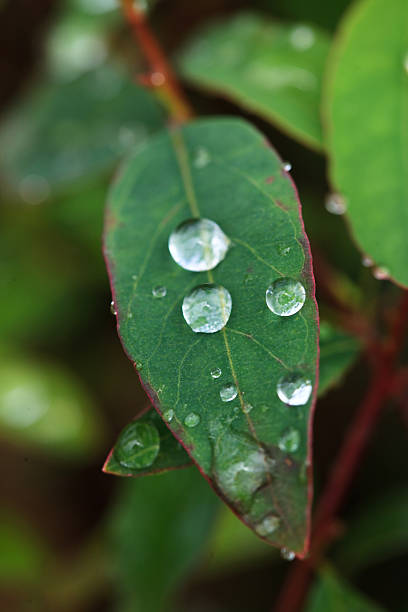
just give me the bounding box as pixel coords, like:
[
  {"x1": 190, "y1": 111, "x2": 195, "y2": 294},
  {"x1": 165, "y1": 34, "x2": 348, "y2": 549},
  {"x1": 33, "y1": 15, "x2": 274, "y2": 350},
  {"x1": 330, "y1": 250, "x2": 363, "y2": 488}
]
[
  {"x1": 289, "y1": 25, "x2": 315, "y2": 51},
  {"x1": 255, "y1": 515, "x2": 280, "y2": 536},
  {"x1": 220, "y1": 383, "x2": 238, "y2": 402},
  {"x1": 281, "y1": 161, "x2": 292, "y2": 172},
  {"x1": 152, "y1": 285, "x2": 167, "y2": 298},
  {"x1": 372, "y1": 266, "x2": 390, "y2": 280},
  {"x1": 266, "y1": 278, "x2": 306, "y2": 317},
  {"x1": 193, "y1": 147, "x2": 211, "y2": 168},
  {"x1": 169, "y1": 218, "x2": 230, "y2": 272},
  {"x1": 163, "y1": 409, "x2": 174, "y2": 423},
  {"x1": 325, "y1": 193, "x2": 347, "y2": 215},
  {"x1": 114, "y1": 422, "x2": 160, "y2": 469},
  {"x1": 281, "y1": 547, "x2": 295, "y2": 561},
  {"x1": 184, "y1": 412, "x2": 200, "y2": 428},
  {"x1": 278, "y1": 427, "x2": 300, "y2": 452},
  {"x1": 277, "y1": 373, "x2": 312, "y2": 406},
  {"x1": 182, "y1": 284, "x2": 232, "y2": 333},
  {"x1": 110, "y1": 300, "x2": 117, "y2": 315},
  {"x1": 361, "y1": 255, "x2": 373, "y2": 267},
  {"x1": 211, "y1": 367, "x2": 222, "y2": 379}
]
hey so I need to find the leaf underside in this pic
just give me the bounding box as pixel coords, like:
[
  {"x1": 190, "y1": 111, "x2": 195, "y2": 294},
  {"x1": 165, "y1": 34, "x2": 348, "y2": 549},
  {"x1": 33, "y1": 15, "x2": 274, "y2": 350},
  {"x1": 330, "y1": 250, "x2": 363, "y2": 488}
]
[
  {"x1": 318, "y1": 321, "x2": 360, "y2": 397},
  {"x1": 104, "y1": 117, "x2": 319, "y2": 555},
  {"x1": 178, "y1": 13, "x2": 330, "y2": 151},
  {"x1": 326, "y1": 0, "x2": 408, "y2": 287},
  {"x1": 103, "y1": 409, "x2": 192, "y2": 477}
]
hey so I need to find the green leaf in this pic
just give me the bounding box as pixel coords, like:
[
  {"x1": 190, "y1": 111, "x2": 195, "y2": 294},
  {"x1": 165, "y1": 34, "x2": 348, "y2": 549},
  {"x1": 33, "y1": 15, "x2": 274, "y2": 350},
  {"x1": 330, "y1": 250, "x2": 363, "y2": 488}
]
[
  {"x1": 0, "y1": 63, "x2": 165, "y2": 193},
  {"x1": 110, "y1": 469, "x2": 219, "y2": 612},
  {"x1": 0, "y1": 353, "x2": 103, "y2": 459},
  {"x1": 306, "y1": 566, "x2": 384, "y2": 611},
  {"x1": 103, "y1": 409, "x2": 192, "y2": 477},
  {"x1": 104, "y1": 117, "x2": 319, "y2": 554},
  {"x1": 318, "y1": 321, "x2": 360, "y2": 396},
  {"x1": 334, "y1": 487, "x2": 408, "y2": 575},
  {"x1": 178, "y1": 13, "x2": 330, "y2": 150},
  {"x1": 325, "y1": 0, "x2": 408, "y2": 287}
]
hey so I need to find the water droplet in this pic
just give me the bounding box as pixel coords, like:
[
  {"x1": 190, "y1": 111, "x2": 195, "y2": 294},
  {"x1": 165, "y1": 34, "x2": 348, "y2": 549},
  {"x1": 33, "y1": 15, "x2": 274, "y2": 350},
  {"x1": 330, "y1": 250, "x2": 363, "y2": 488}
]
[
  {"x1": 243, "y1": 402, "x2": 253, "y2": 414},
  {"x1": 278, "y1": 428, "x2": 300, "y2": 452},
  {"x1": 163, "y1": 409, "x2": 174, "y2": 423},
  {"x1": 276, "y1": 243, "x2": 291, "y2": 256},
  {"x1": 132, "y1": 274, "x2": 138, "y2": 281},
  {"x1": 169, "y1": 218, "x2": 230, "y2": 272},
  {"x1": 255, "y1": 515, "x2": 280, "y2": 537},
  {"x1": 290, "y1": 25, "x2": 315, "y2": 51},
  {"x1": 220, "y1": 383, "x2": 238, "y2": 402},
  {"x1": 211, "y1": 367, "x2": 222, "y2": 379},
  {"x1": 184, "y1": 412, "x2": 200, "y2": 427},
  {"x1": 152, "y1": 286, "x2": 167, "y2": 298},
  {"x1": 19, "y1": 174, "x2": 50, "y2": 204},
  {"x1": 277, "y1": 372, "x2": 312, "y2": 406},
  {"x1": 282, "y1": 161, "x2": 292, "y2": 172},
  {"x1": 110, "y1": 300, "x2": 117, "y2": 315},
  {"x1": 266, "y1": 278, "x2": 306, "y2": 317},
  {"x1": 193, "y1": 147, "x2": 211, "y2": 168},
  {"x1": 281, "y1": 548, "x2": 295, "y2": 561},
  {"x1": 362, "y1": 255, "x2": 373, "y2": 267},
  {"x1": 373, "y1": 266, "x2": 389, "y2": 280},
  {"x1": 325, "y1": 193, "x2": 346, "y2": 215},
  {"x1": 151, "y1": 71, "x2": 165, "y2": 86},
  {"x1": 182, "y1": 284, "x2": 232, "y2": 333},
  {"x1": 114, "y1": 422, "x2": 160, "y2": 469},
  {"x1": 135, "y1": 361, "x2": 143, "y2": 370}
]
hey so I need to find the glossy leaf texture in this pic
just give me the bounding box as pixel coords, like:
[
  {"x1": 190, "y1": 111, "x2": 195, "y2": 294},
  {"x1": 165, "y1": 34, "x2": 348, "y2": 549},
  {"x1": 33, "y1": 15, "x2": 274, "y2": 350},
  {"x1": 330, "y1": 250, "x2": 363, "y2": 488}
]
[
  {"x1": 104, "y1": 117, "x2": 319, "y2": 554},
  {"x1": 178, "y1": 13, "x2": 330, "y2": 151},
  {"x1": 103, "y1": 409, "x2": 192, "y2": 477},
  {"x1": 0, "y1": 63, "x2": 165, "y2": 194},
  {"x1": 110, "y1": 469, "x2": 219, "y2": 612},
  {"x1": 325, "y1": 0, "x2": 408, "y2": 287},
  {"x1": 306, "y1": 566, "x2": 384, "y2": 611},
  {"x1": 318, "y1": 321, "x2": 360, "y2": 396}
]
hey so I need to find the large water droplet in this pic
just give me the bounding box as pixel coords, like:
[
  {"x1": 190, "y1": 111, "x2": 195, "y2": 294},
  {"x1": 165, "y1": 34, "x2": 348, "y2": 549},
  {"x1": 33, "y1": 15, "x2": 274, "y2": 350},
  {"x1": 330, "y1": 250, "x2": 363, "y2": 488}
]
[
  {"x1": 277, "y1": 373, "x2": 312, "y2": 406},
  {"x1": 220, "y1": 383, "x2": 237, "y2": 402},
  {"x1": 152, "y1": 286, "x2": 167, "y2": 298},
  {"x1": 163, "y1": 409, "x2": 174, "y2": 423},
  {"x1": 266, "y1": 278, "x2": 306, "y2": 317},
  {"x1": 184, "y1": 412, "x2": 200, "y2": 428},
  {"x1": 211, "y1": 367, "x2": 222, "y2": 379},
  {"x1": 325, "y1": 193, "x2": 346, "y2": 215},
  {"x1": 278, "y1": 428, "x2": 300, "y2": 452},
  {"x1": 193, "y1": 147, "x2": 211, "y2": 168},
  {"x1": 289, "y1": 25, "x2": 315, "y2": 51},
  {"x1": 281, "y1": 548, "x2": 295, "y2": 561},
  {"x1": 168, "y1": 218, "x2": 230, "y2": 272},
  {"x1": 255, "y1": 515, "x2": 280, "y2": 537},
  {"x1": 182, "y1": 284, "x2": 232, "y2": 333},
  {"x1": 114, "y1": 422, "x2": 160, "y2": 469}
]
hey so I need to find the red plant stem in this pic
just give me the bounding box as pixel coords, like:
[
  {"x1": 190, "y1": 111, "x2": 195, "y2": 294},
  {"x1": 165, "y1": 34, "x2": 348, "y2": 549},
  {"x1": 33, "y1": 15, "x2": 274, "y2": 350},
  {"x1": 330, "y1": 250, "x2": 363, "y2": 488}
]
[
  {"x1": 275, "y1": 290, "x2": 408, "y2": 612},
  {"x1": 120, "y1": 0, "x2": 193, "y2": 123}
]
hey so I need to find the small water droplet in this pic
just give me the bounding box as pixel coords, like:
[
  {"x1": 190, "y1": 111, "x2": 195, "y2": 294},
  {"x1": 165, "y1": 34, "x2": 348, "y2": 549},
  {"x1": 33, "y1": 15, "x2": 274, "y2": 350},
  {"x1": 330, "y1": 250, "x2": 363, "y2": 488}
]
[
  {"x1": 278, "y1": 427, "x2": 300, "y2": 452},
  {"x1": 373, "y1": 266, "x2": 389, "y2": 280},
  {"x1": 193, "y1": 147, "x2": 211, "y2": 168},
  {"x1": 135, "y1": 360, "x2": 143, "y2": 370},
  {"x1": 110, "y1": 300, "x2": 117, "y2": 315},
  {"x1": 184, "y1": 412, "x2": 200, "y2": 427},
  {"x1": 132, "y1": 274, "x2": 138, "y2": 280},
  {"x1": 266, "y1": 278, "x2": 306, "y2": 317},
  {"x1": 325, "y1": 193, "x2": 347, "y2": 215},
  {"x1": 362, "y1": 255, "x2": 373, "y2": 267},
  {"x1": 282, "y1": 161, "x2": 292, "y2": 172},
  {"x1": 169, "y1": 218, "x2": 230, "y2": 272},
  {"x1": 114, "y1": 422, "x2": 160, "y2": 469},
  {"x1": 220, "y1": 383, "x2": 238, "y2": 402},
  {"x1": 277, "y1": 373, "x2": 312, "y2": 406},
  {"x1": 243, "y1": 402, "x2": 253, "y2": 414},
  {"x1": 281, "y1": 547, "x2": 295, "y2": 561},
  {"x1": 276, "y1": 243, "x2": 291, "y2": 256},
  {"x1": 163, "y1": 409, "x2": 174, "y2": 423},
  {"x1": 211, "y1": 367, "x2": 222, "y2": 379},
  {"x1": 182, "y1": 284, "x2": 232, "y2": 333},
  {"x1": 255, "y1": 515, "x2": 280, "y2": 537},
  {"x1": 289, "y1": 25, "x2": 315, "y2": 51},
  {"x1": 152, "y1": 286, "x2": 167, "y2": 298}
]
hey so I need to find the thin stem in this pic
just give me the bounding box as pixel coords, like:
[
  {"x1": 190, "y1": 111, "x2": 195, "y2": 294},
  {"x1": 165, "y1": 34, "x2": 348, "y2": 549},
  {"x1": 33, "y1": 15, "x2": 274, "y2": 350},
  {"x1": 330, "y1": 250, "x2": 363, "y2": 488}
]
[
  {"x1": 275, "y1": 290, "x2": 408, "y2": 612},
  {"x1": 120, "y1": 0, "x2": 193, "y2": 123}
]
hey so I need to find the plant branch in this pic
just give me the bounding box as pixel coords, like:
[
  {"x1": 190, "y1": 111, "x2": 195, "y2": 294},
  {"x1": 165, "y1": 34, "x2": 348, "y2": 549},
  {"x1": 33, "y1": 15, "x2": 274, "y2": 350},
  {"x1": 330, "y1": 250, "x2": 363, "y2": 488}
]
[
  {"x1": 120, "y1": 0, "x2": 193, "y2": 123},
  {"x1": 275, "y1": 290, "x2": 408, "y2": 612}
]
